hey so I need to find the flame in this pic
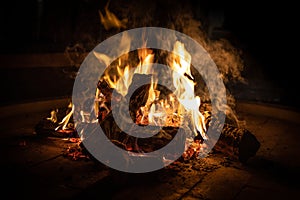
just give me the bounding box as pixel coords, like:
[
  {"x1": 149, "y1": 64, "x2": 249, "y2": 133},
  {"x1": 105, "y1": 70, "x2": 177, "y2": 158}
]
[
  {"x1": 47, "y1": 109, "x2": 58, "y2": 123},
  {"x1": 139, "y1": 77, "x2": 163, "y2": 126},
  {"x1": 115, "y1": 63, "x2": 133, "y2": 96},
  {"x1": 99, "y1": 1, "x2": 127, "y2": 30},
  {"x1": 55, "y1": 102, "x2": 74, "y2": 131},
  {"x1": 168, "y1": 41, "x2": 207, "y2": 139},
  {"x1": 101, "y1": 58, "x2": 134, "y2": 97},
  {"x1": 134, "y1": 47, "x2": 154, "y2": 74}
]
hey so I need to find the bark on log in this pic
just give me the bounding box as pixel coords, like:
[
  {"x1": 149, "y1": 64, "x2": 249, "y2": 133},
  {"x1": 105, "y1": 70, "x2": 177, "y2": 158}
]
[
  {"x1": 99, "y1": 110, "x2": 260, "y2": 163},
  {"x1": 213, "y1": 123, "x2": 260, "y2": 163},
  {"x1": 127, "y1": 74, "x2": 152, "y2": 122},
  {"x1": 34, "y1": 105, "x2": 77, "y2": 138},
  {"x1": 99, "y1": 111, "x2": 184, "y2": 153}
]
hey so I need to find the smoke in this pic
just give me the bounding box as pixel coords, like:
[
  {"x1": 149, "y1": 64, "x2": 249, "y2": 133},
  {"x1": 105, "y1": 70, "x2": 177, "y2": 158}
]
[{"x1": 151, "y1": 4, "x2": 245, "y2": 127}]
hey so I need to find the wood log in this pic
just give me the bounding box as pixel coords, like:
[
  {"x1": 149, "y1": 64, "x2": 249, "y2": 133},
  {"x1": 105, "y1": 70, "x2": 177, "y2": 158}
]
[
  {"x1": 96, "y1": 73, "x2": 260, "y2": 163},
  {"x1": 34, "y1": 105, "x2": 78, "y2": 138},
  {"x1": 127, "y1": 74, "x2": 152, "y2": 122},
  {"x1": 99, "y1": 111, "x2": 184, "y2": 152},
  {"x1": 34, "y1": 118, "x2": 77, "y2": 138},
  {"x1": 99, "y1": 109, "x2": 260, "y2": 163},
  {"x1": 35, "y1": 72, "x2": 260, "y2": 163},
  {"x1": 212, "y1": 123, "x2": 260, "y2": 163}
]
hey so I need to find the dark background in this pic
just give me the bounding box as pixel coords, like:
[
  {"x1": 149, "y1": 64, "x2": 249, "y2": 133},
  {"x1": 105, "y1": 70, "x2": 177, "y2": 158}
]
[{"x1": 0, "y1": 0, "x2": 298, "y2": 108}]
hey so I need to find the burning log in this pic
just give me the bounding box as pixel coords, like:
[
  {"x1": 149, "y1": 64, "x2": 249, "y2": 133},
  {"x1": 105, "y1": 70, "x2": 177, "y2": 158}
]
[
  {"x1": 95, "y1": 70, "x2": 260, "y2": 163},
  {"x1": 96, "y1": 80, "x2": 113, "y2": 121},
  {"x1": 34, "y1": 102, "x2": 78, "y2": 138},
  {"x1": 184, "y1": 109, "x2": 261, "y2": 162},
  {"x1": 99, "y1": 108, "x2": 259, "y2": 163},
  {"x1": 35, "y1": 118, "x2": 77, "y2": 138},
  {"x1": 127, "y1": 74, "x2": 152, "y2": 122},
  {"x1": 99, "y1": 111, "x2": 183, "y2": 153}
]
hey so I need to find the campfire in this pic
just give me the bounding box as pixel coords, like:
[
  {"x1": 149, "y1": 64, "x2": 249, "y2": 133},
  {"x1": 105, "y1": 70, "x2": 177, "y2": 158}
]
[
  {"x1": 35, "y1": 43, "x2": 259, "y2": 165},
  {"x1": 35, "y1": 2, "x2": 260, "y2": 167}
]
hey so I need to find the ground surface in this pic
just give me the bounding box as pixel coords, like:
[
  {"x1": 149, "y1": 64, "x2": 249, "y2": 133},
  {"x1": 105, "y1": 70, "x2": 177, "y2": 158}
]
[{"x1": 1, "y1": 100, "x2": 299, "y2": 200}]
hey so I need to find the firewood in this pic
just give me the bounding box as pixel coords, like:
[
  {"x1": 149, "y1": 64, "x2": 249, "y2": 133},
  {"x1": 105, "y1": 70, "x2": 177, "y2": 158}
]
[
  {"x1": 99, "y1": 111, "x2": 183, "y2": 152},
  {"x1": 126, "y1": 74, "x2": 152, "y2": 122},
  {"x1": 35, "y1": 118, "x2": 77, "y2": 138},
  {"x1": 99, "y1": 107, "x2": 260, "y2": 163},
  {"x1": 212, "y1": 123, "x2": 260, "y2": 163},
  {"x1": 34, "y1": 105, "x2": 77, "y2": 138}
]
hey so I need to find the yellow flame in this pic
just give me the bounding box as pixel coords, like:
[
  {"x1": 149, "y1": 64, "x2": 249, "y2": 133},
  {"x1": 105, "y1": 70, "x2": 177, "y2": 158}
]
[
  {"x1": 47, "y1": 109, "x2": 58, "y2": 123},
  {"x1": 115, "y1": 64, "x2": 133, "y2": 96},
  {"x1": 144, "y1": 77, "x2": 158, "y2": 124},
  {"x1": 55, "y1": 102, "x2": 74, "y2": 131},
  {"x1": 134, "y1": 46, "x2": 154, "y2": 74}
]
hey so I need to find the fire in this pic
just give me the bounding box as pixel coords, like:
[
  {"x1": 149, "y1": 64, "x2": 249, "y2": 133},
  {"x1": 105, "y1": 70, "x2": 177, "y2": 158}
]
[
  {"x1": 55, "y1": 101, "x2": 74, "y2": 131},
  {"x1": 46, "y1": 109, "x2": 58, "y2": 123},
  {"x1": 49, "y1": 38, "x2": 208, "y2": 160},
  {"x1": 135, "y1": 46, "x2": 154, "y2": 74},
  {"x1": 38, "y1": 3, "x2": 249, "y2": 164},
  {"x1": 168, "y1": 41, "x2": 207, "y2": 140},
  {"x1": 103, "y1": 58, "x2": 133, "y2": 97},
  {"x1": 96, "y1": 40, "x2": 206, "y2": 141}
]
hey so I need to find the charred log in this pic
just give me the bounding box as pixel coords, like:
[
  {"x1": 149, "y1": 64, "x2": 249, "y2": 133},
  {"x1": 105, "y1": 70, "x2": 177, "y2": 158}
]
[
  {"x1": 34, "y1": 105, "x2": 78, "y2": 138},
  {"x1": 212, "y1": 123, "x2": 260, "y2": 163},
  {"x1": 127, "y1": 74, "x2": 152, "y2": 122},
  {"x1": 99, "y1": 111, "x2": 184, "y2": 153}
]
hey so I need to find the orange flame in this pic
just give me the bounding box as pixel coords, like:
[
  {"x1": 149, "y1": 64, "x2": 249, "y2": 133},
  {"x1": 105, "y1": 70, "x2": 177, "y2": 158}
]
[{"x1": 99, "y1": 1, "x2": 127, "y2": 30}]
